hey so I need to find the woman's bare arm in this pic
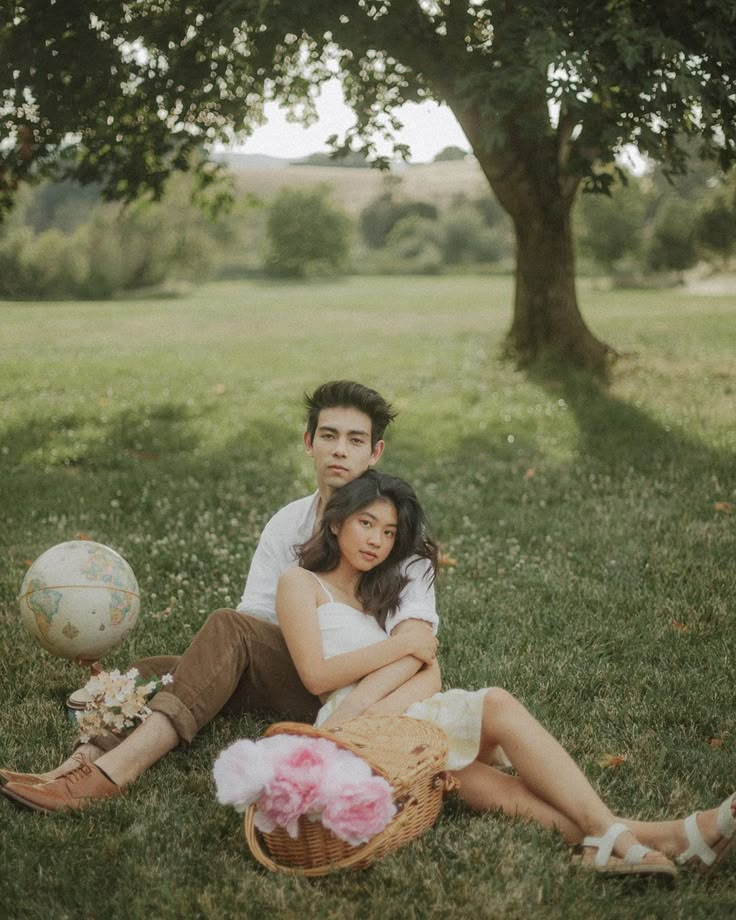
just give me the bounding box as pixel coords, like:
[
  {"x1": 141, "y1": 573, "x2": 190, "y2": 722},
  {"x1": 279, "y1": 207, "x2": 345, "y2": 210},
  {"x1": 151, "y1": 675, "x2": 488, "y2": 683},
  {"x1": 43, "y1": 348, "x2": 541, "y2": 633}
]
[
  {"x1": 364, "y1": 658, "x2": 442, "y2": 715},
  {"x1": 319, "y1": 656, "x2": 425, "y2": 726},
  {"x1": 318, "y1": 619, "x2": 440, "y2": 724},
  {"x1": 276, "y1": 567, "x2": 438, "y2": 696},
  {"x1": 321, "y1": 657, "x2": 442, "y2": 727}
]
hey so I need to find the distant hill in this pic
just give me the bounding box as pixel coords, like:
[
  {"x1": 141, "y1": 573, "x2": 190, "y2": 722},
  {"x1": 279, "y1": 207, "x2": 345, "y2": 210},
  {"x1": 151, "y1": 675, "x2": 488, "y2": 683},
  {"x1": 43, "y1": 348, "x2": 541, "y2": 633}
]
[
  {"x1": 291, "y1": 150, "x2": 372, "y2": 168},
  {"x1": 224, "y1": 158, "x2": 488, "y2": 214},
  {"x1": 211, "y1": 152, "x2": 291, "y2": 170}
]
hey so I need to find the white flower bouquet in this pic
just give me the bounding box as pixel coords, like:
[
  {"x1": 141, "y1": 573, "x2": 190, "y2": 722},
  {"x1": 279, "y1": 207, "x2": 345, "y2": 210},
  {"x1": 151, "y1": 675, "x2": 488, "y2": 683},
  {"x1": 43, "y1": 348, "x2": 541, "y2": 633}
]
[{"x1": 74, "y1": 667, "x2": 173, "y2": 742}]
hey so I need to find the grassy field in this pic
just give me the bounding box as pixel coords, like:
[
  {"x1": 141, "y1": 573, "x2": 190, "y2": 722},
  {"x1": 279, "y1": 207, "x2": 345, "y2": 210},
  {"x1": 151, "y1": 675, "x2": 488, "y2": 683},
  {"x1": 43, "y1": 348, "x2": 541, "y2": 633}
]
[{"x1": 1, "y1": 275, "x2": 735, "y2": 919}]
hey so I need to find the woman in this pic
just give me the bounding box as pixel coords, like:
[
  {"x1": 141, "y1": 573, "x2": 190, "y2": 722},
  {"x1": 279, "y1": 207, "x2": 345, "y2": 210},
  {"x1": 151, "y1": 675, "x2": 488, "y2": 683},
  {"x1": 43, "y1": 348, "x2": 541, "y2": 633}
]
[{"x1": 276, "y1": 470, "x2": 736, "y2": 878}]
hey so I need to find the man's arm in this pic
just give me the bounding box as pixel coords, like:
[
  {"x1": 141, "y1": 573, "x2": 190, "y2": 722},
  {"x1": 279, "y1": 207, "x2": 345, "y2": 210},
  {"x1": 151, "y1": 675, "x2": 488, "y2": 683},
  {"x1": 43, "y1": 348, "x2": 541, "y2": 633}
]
[
  {"x1": 277, "y1": 568, "x2": 438, "y2": 696},
  {"x1": 384, "y1": 557, "x2": 439, "y2": 634},
  {"x1": 322, "y1": 620, "x2": 438, "y2": 722},
  {"x1": 237, "y1": 495, "x2": 315, "y2": 620}
]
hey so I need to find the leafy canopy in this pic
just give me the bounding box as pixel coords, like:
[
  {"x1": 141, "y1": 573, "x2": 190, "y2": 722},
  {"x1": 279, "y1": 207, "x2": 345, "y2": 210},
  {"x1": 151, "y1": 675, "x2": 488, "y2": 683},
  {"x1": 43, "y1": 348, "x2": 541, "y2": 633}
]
[{"x1": 2, "y1": 1, "x2": 735, "y2": 214}]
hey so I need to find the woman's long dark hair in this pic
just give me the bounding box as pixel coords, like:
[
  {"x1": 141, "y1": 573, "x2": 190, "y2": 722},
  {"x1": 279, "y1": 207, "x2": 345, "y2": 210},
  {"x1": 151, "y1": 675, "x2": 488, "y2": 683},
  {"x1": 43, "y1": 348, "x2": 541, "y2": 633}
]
[{"x1": 297, "y1": 470, "x2": 439, "y2": 627}]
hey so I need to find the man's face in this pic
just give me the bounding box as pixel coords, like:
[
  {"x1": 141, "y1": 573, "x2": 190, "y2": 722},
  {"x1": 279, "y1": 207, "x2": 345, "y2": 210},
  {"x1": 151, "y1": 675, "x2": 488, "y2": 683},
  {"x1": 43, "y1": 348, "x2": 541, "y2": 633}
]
[{"x1": 304, "y1": 406, "x2": 384, "y2": 496}]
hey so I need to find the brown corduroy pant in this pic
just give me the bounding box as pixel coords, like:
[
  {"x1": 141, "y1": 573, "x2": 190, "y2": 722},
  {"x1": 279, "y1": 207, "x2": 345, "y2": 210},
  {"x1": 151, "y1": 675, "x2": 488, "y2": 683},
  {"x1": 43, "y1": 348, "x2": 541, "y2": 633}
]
[{"x1": 90, "y1": 608, "x2": 320, "y2": 751}]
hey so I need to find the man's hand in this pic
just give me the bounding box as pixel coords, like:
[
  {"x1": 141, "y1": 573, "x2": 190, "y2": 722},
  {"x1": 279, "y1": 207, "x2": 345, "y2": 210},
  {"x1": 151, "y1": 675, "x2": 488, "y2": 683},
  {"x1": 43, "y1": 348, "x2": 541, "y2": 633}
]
[
  {"x1": 390, "y1": 618, "x2": 435, "y2": 637},
  {"x1": 392, "y1": 618, "x2": 438, "y2": 665},
  {"x1": 364, "y1": 658, "x2": 443, "y2": 716}
]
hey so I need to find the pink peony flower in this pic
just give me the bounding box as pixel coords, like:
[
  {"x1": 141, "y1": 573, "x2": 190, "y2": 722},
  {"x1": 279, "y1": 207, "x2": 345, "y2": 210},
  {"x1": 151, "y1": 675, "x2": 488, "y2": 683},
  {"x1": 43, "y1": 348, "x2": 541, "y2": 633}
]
[
  {"x1": 212, "y1": 739, "x2": 275, "y2": 813},
  {"x1": 213, "y1": 733, "x2": 396, "y2": 846},
  {"x1": 320, "y1": 747, "x2": 373, "y2": 792},
  {"x1": 256, "y1": 773, "x2": 323, "y2": 838},
  {"x1": 321, "y1": 776, "x2": 396, "y2": 846}
]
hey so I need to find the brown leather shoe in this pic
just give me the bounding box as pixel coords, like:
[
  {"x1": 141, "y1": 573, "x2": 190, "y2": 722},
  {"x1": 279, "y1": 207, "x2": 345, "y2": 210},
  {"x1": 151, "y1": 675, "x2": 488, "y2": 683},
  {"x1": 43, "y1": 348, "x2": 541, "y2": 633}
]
[
  {"x1": 0, "y1": 751, "x2": 90, "y2": 787},
  {"x1": 1, "y1": 763, "x2": 123, "y2": 814},
  {"x1": 0, "y1": 769, "x2": 46, "y2": 786}
]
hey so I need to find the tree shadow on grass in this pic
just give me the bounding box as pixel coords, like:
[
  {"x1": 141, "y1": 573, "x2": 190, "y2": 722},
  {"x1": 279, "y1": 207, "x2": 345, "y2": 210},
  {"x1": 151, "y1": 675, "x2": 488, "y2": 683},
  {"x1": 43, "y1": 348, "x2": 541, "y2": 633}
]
[
  {"x1": 2, "y1": 400, "x2": 300, "y2": 478},
  {"x1": 528, "y1": 366, "x2": 733, "y2": 482},
  {"x1": 0, "y1": 401, "x2": 301, "y2": 594},
  {"x1": 1, "y1": 402, "x2": 198, "y2": 475},
  {"x1": 0, "y1": 404, "x2": 303, "y2": 706}
]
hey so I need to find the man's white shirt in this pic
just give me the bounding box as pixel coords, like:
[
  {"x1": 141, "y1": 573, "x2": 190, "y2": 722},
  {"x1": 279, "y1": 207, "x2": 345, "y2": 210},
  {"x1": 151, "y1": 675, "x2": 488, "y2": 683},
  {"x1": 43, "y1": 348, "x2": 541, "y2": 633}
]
[{"x1": 237, "y1": 491, "x2": 438, "y2": 634}]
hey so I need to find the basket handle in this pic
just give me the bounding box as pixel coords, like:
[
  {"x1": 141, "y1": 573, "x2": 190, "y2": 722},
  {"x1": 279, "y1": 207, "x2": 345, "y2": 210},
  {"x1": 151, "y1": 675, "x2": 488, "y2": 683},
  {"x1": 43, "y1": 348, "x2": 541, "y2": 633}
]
[{"x1": 434, "y1": 771, "x2": 459, "y2": 793}]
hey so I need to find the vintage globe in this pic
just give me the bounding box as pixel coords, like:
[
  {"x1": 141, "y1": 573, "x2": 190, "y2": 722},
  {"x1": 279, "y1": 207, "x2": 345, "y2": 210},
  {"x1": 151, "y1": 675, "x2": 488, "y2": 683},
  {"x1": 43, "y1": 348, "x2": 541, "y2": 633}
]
[{"x1": 18, "y1": 540, "x2": 140, "y2": 662}]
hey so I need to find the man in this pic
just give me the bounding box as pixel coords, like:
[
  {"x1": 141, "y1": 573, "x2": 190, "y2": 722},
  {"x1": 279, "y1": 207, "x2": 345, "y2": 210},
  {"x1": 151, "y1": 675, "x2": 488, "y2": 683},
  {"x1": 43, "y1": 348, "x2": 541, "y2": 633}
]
[{"x1": 1, "y1": 381, "x2": 440, "y2": 813}]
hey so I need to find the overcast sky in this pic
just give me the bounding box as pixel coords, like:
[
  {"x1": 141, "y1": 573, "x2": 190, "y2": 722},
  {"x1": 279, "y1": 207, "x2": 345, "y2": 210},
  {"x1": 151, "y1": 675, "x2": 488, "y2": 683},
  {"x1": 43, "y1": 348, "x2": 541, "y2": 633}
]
[{"x1": 225, "y1": 78, "x2": 470, "y2": 162}]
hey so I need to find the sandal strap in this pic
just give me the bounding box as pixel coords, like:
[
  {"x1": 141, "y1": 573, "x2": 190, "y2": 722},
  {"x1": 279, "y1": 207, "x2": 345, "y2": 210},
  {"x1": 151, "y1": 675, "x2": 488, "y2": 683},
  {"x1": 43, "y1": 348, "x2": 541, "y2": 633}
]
[
  {"x1": 582, "y1": 822, "x2": 631, "y2": 867},
  {"x1": 624, "y1": 842, "x2": 653, "y2": 866},
  {"x1": 676, "y1": 811, "x2": 716, "y2": 867},
  {"x1": 717, "y1": 793, "x2": 736, "y2": 840}
]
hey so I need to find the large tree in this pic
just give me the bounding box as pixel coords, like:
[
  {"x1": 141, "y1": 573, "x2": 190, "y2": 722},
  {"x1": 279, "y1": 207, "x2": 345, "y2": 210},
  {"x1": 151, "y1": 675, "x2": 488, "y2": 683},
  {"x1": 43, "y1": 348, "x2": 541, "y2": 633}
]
[{"x1": 3, "y1": 2, "x2": 735, "y2": 372}]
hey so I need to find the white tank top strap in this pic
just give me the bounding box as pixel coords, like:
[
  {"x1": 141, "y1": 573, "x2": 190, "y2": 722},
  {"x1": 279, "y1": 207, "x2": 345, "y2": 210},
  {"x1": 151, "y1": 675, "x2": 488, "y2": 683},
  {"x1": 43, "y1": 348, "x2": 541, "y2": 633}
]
[{"x1": 308, "y1": 571, "x2": 335, "y2": 604}]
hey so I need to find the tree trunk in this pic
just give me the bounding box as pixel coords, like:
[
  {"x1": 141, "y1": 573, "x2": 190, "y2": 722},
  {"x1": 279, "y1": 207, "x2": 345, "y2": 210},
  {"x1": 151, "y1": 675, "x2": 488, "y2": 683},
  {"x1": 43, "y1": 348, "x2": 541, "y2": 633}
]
[
  {"x1": 508, "y1": 198, "x2": 614, "y2": 374},
  {"x1": 449, "y1": 112, "x2": 616, "y2": 376}
]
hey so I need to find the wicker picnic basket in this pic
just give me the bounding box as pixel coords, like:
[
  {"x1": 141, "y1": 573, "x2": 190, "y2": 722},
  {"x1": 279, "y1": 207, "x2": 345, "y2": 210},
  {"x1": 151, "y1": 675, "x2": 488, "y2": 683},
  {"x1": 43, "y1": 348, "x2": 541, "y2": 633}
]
[{"x1": 243, "y1": 715, "x2": 455, "y2": 876}]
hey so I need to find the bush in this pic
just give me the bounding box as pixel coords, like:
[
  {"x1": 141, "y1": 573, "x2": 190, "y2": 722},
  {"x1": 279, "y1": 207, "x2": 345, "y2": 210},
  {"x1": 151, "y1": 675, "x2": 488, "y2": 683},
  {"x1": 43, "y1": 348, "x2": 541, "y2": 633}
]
[
  {"x1": 359, "y1": 194, "x2": 438, "y2": 249},
  {"x1": 433, "y1": 145, "x2": 469, "y2": 162},
  {"x1": 473, "y1": 194, "x2": 508, "y2": 229},
  {"x1": 695, "y1": 194, "x2": 736, "y2": 266},
  {"x1": 646, "y1": 200, "x2": 698, "y2": 274},
  {"x1": 577, "y1": 181, "x2": 647, "y2": 276},
  {"x1": 380, "y1": 216, "x2": 445, "y2": 274},
  {"x1": 440, "y1": 206, "x2": 501, "y2": 264},
  {"x1": 0, "y1": 176, "x2": 221, "y2": 299},
  {"x1": 264, "y1": 185, "x2": 352, "y2": 278}
]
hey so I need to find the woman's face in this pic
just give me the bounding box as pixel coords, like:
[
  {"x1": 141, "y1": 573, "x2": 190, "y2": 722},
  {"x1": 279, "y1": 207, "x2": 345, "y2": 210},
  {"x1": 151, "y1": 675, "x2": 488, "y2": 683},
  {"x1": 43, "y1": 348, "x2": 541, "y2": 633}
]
[{"x1": 334, "y1": 499, "x2": 398, "y2": 572}]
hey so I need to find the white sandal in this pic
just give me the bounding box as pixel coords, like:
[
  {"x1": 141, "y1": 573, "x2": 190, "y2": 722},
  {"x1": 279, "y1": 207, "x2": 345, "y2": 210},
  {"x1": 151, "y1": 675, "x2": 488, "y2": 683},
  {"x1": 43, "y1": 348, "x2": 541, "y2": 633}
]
[
  {"x1": 676, "y1": 792, "x2": 736, "y2": 874},
  {"x1": 580, "y1": 822, "x2": 677, "y2": 878}
]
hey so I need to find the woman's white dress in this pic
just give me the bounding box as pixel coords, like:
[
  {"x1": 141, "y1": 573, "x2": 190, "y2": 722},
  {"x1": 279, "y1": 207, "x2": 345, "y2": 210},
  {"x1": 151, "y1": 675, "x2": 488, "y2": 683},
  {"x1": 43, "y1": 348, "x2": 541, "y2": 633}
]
[{"x1": 310, "y1": 574, "x2": 502, "y2": 771}]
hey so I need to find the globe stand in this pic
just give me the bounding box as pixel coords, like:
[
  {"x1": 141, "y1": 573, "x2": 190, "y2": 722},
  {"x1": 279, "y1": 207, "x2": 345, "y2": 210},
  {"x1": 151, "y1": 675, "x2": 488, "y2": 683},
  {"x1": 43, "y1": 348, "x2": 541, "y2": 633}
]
[{"x1": 66, "y1": 658, "x2": 103, "y2": 713}]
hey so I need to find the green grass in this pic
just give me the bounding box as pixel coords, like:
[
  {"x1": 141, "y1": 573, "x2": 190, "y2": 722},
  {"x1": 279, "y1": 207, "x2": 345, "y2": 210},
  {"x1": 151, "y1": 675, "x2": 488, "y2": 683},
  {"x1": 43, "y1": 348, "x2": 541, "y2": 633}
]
[{"x1": 1, "y1": 275, "x2": 735, "y2": 919}]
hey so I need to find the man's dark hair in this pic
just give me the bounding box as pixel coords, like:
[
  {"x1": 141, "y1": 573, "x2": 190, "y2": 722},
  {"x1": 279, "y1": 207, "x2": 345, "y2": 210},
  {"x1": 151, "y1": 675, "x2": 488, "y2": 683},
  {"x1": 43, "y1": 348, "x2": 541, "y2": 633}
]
[{"x1": 304, "y1": 380, "x2": 397, "y2": 448}]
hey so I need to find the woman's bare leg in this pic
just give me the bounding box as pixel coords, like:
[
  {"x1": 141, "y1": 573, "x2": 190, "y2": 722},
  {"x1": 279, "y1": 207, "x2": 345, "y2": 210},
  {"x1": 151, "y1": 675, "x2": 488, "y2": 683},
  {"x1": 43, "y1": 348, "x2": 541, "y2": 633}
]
[
  {"x1": 625, "y1": 802, "x2": 736, "y2": 860},
  {"x1": 474, "y1": 689, "x2": 670, "y2": 864},
  {"x1": 455, "y1": 755, "x2": 734, "y2": 862},
  {"x1": 454, "y1": 760, "x2": 583, "y2": 842}
]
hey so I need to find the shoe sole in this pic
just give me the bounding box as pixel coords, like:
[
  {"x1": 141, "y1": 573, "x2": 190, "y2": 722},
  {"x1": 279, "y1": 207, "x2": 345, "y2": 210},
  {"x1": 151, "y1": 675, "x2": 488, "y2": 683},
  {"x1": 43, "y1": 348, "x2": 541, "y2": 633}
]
[
  {"x1": 574, "y1": 852, "x2": 678, "y2": 880},
  {"x1": 0, "y1": 783, "x2": 58, "y2": 815}
]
